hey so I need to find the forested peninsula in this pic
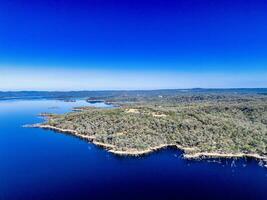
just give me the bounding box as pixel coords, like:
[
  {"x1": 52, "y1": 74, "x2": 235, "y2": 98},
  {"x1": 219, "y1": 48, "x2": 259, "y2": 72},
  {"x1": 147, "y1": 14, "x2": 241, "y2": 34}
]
[{"x1": 28, "y1": 91, "x2": 267, "y2": 164}]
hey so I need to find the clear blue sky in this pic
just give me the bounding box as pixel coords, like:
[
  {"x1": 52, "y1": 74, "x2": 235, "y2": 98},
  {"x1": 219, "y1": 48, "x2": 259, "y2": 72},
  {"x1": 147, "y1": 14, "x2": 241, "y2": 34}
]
[{"x1": 0, "y1": 0, "x2": 267, "y2": 90}]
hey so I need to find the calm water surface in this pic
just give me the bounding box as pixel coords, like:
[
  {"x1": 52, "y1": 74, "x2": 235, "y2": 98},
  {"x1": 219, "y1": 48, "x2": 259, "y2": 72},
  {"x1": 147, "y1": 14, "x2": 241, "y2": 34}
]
[{"x1": 0, "y1": 99, "x2": 266, "y2": 200}]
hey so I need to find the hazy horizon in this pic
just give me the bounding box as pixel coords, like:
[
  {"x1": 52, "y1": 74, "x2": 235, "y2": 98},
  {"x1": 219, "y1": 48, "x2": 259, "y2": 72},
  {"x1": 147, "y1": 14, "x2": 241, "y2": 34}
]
[
  {"x1": 1, "y1": 67, "x2": 267, "y2": 91},
  {"x1": 1, "y1": 87, "x2": 267, "y2": 92}
]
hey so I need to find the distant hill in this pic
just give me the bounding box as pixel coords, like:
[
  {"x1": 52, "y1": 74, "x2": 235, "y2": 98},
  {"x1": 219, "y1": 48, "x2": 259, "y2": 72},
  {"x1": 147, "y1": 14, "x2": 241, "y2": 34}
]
[{"x1": 0, "y1": 88, "x2": 267, "y2": 101}]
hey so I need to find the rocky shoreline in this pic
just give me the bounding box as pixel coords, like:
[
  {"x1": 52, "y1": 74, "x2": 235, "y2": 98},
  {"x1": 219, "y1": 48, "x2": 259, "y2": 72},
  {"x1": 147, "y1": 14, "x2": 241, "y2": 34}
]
[{"x1": 24, "y1": 123, "x2": 267, "y2": 166}]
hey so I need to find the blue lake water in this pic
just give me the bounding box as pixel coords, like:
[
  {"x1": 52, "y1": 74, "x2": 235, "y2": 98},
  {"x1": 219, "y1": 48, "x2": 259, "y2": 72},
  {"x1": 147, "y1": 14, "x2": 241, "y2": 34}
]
[{"x1": 0, "y1": 99, "x2": 266, "y2": 200}]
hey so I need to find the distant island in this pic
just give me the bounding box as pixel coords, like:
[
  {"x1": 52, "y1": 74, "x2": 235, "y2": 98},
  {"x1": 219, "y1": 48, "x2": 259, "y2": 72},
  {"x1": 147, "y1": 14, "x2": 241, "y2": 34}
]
[{"x1": 25, "y1": 89, "x2": 267, "y2": 165}]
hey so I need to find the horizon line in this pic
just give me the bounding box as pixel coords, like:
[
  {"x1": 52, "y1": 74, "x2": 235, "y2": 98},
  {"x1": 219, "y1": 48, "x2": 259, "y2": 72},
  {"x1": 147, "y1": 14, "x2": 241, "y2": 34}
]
[{"x1": 1, "y1": 87, "x2": 267, "y2": 93}]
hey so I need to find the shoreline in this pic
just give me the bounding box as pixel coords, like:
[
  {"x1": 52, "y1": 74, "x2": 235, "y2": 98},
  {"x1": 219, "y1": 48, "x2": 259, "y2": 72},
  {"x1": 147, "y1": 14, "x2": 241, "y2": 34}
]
[
  {"x1": 25, "y1": 123, "x2": 267, "y2": 165},
  {"x1": 24, "y1": 124, "x2": 96, "y2": 141},
  {"x1": 183, "y1": 152, "x2": 267, "y2": 160}
]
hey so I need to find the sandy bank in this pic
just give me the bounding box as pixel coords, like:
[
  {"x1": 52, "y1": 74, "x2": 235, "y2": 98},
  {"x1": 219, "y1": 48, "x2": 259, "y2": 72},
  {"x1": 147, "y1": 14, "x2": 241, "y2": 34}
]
[{"x1": 109, "y1": 144, "x2": 196, "y2": 156}]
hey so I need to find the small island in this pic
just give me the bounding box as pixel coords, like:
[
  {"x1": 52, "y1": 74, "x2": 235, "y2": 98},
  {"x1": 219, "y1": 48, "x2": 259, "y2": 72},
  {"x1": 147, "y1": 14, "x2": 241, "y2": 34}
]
[{"x1": 29, "y1": 92, "x2": 267, "y2": 165}]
